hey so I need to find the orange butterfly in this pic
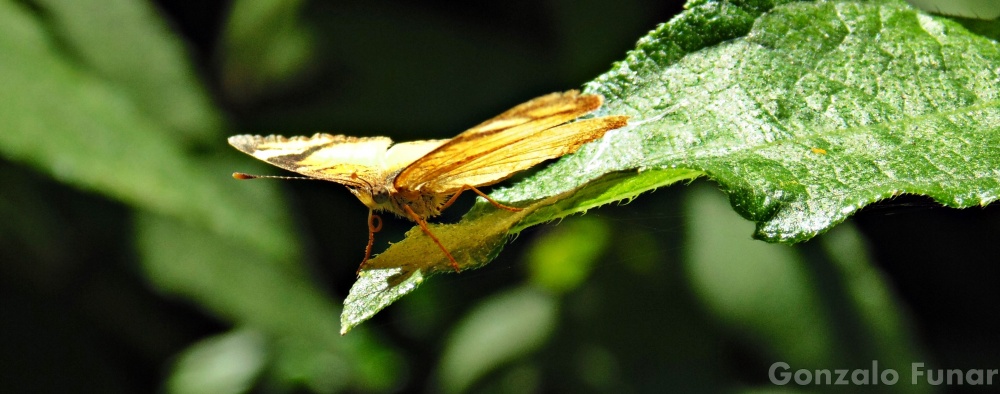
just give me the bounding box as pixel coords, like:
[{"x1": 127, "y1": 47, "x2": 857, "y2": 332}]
[{"x1": 229, "y1": 90, "x2": 628, "y2": 273}]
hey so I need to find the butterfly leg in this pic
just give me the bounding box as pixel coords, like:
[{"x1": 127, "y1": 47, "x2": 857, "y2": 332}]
[
  {"x1": 402, "y1": 205, "x2": 462, "y2": 272},
  {"x1": 357, "y1": 210, "x2": 383, "y2": 275},
  {"x1": 439, "y1": 185, "x2": 523, "y2": 212}
]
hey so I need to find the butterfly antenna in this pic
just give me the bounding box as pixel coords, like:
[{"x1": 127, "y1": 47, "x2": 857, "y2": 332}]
[{"x1": 232, "y1": 172, "x2": 317, "y2": 181}]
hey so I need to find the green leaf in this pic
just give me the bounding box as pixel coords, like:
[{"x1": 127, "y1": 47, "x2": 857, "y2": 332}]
[
  {"x1": 906, "y1": 0, "x2": 1000, "y2": 20},
  {"x1": 341, "y1": 169, "x2": 698, "y2": 333},
  {"x1": 589, "y1": 0, "x2": 1000, "y2": 243},
  {"x1": 136, "y1": 213, "x2": 338, "y2": 344},
  {"x1": 0, "y1": 0, "x2": 297, "y2": 263},
  {"x1": 435, "y1": 286, "x2": 558, "y2": 394},
  {"x1": 31, "y1": 0, "x2": 222, "y2": 143},
  {"x1": 340, "y1": 196, "x2": 550, "y2": 334},
  {"x1": 684, "y1": 183, "x2": 927, "y2": 380},
  {"x1": 342, "y1": 0, "x2": 1000, "y2": 330},
  {"x1": 138, "y1": 213, "x2": 404, "y2": 392},
  {"x1": 166, "y1": 329, "x2": 268, "y2": 394},
  {"x1": 0, "y1": 3, "x2": 402, "y2": 389},
  {"x1": 952, "y1": 16, "x2": 1000, "y2": 43},
  {"x1": 526, "y1": 216, "x2": 611, "y2": 294},
  {"x1": 220, "y1": 0, "x2": 315, "y2": 102}
]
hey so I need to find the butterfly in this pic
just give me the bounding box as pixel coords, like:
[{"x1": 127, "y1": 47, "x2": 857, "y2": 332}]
[{"x1": 228, "y1": 90, "x2": 628, "y2": 273}]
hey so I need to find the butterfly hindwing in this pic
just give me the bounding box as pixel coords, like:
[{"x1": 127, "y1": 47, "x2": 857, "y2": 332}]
[{"x1": 393, "y1": 91, "x2": 627, "y2": 192}]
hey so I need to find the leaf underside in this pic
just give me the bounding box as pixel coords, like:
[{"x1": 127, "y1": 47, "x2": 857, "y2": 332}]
[{"x1": 343, "y1": 0, "x2": 1000, "y2": 332}]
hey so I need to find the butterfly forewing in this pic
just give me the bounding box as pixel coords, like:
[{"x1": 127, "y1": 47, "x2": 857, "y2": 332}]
[
  {"x1": 416, "y1": 115, "x2": 628, "y2": 191},
  {"x1": 384, "y1": 140, "x2": 450, "y2": 171},
  {"x1": 394, "y1": 91, "x2": 612, "y2": 191},
  {"x1": 457, "y1": 91, "x2": 602, "y2": 137},
  {"x1": 228, "y1": 134, "x2": 396, "y2": 186}
]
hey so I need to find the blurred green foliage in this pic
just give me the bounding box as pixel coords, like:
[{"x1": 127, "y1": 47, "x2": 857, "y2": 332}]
[{"x1": 1, "y1": 0, "x2": 999, "y2": 393}]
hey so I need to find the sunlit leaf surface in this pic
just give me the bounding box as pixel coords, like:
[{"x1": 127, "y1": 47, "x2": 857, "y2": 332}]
[{"x1": 343, "y1": 0, "x2": 1000, "y2": 330}]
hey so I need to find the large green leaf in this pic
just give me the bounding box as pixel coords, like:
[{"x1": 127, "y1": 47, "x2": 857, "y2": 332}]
[
  {"x1": 593, "y1": 0, "x2": 1000, "y2": 243},
  {"x1": 435, "y1": 286, "x2": 558, "y2": 394},
  {"x1": 0, "y1": 1, "x2": 399, "y2": 389},
  {"x1": 219, "y1": 0, "x2": 314, "y2": 102},
  {"x1": 342, "y1": 0, "x2": 1000, "y2": 331},
  {"x1": 138, "y1": 213, "x2": 403, "y2": 392},
  {"x1": 32, "y1": 0, "x2": 222, "y2": 143},
  {"x1": 684, "y1": 183, "x2": 929, "y2": 394},
  {"x1": 0, "y1": 0, "x2": 296, "y2": 263}
]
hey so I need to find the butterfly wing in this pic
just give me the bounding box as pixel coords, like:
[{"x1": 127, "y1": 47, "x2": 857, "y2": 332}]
[
  {"x1": 413, "y1": 116, "x2": 628, "y2": 191},
  {"x1": 384, "y1": 139, "x2": 450, "y2": 172},
  {"x1": 393, "y1": 91, "x2": 628, "y2": 192},
  {"x1": 444, "y1": 90, "x2": 601, "y2": 140},
  {"x1": 229, "y1": 133, "x2": 449, "y2": 188},
  {"x1": 228, "y1": 133, "x2": 390, "y2": 187}
]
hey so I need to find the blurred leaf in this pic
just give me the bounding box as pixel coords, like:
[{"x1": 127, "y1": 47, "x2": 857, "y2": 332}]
[
  {"x1": 684, "y1": 183, "x2": 928, "y2": 392},
  {"x1": 684, "y1": 183, "x2": 836, "y2": 364},
  {"x1": 527, "y1": 216, "x2": 611, "y2": 293},
  {"x1": 817, "y1": 217, "x2": 928, "y2": 385},
  {"x1": 0, "y1": 0, "x2": 298, "y2": 263},
  {"x1": 341, "y1": 0, "x2": 1000, "y2": 328},
  {"x1": 136, "y1": 213, "x2": 337, "y2": 343},
  {"x1": 0, "y1": 2, "x2": 401, "y2": 390},
  {"x1": 220, "y1": 0, "x2": 314, "y2": 102},
  {"x1": 435, "y1": 286, "x2": 557, "y2": 394},
  {"x1": 952, "y1": 15, "x2": 1000, "y2": 42},
  {"x1": 137, "y1": 212, "x2": 403, "y2": 391},
  {"x1": 166, "y1": 329, "x2": 268, "y2": 394},
  {"x1": 32, "y1": 0, "x2": 221, "y2": 143},
  {"x1": 268, "y1": 333, "x2": 403, "y2": 393},
  {"x1": 905, "y1": 0, "x2": 1000, "y2": 19},
  {"x1": 0, "y1": 164, "x2": 76, "y2": 285},
  {"x1": 269, "y1": 336, "x2": 350, "y2": 393}
]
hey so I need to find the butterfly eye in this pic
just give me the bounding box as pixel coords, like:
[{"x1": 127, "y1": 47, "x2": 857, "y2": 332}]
[{"x1": 372, "y1": 190, "x2": 389, "y2": 204}]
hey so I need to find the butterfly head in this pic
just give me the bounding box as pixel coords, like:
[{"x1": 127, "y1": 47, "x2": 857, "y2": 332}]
[
  {"x1": 371, "y1": 188, "x2": 391, "y2": 205},
  {"x1": 346, "y1": 184, "x2": 399, "y2": 214}
]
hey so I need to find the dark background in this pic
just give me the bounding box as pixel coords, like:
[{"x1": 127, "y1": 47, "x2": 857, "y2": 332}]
[{"x1": 2, "y1": 0, "x2": 998, "y2": 392}]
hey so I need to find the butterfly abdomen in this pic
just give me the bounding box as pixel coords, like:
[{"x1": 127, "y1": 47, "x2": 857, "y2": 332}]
[{"x1": 386, "y1": 188, "x2": 450, "y2": 219}]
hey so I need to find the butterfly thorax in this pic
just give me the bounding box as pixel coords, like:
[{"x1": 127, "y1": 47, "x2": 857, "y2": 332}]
[{"x1": 349, "y1": 182, "x2": 450, "y2": 220}]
